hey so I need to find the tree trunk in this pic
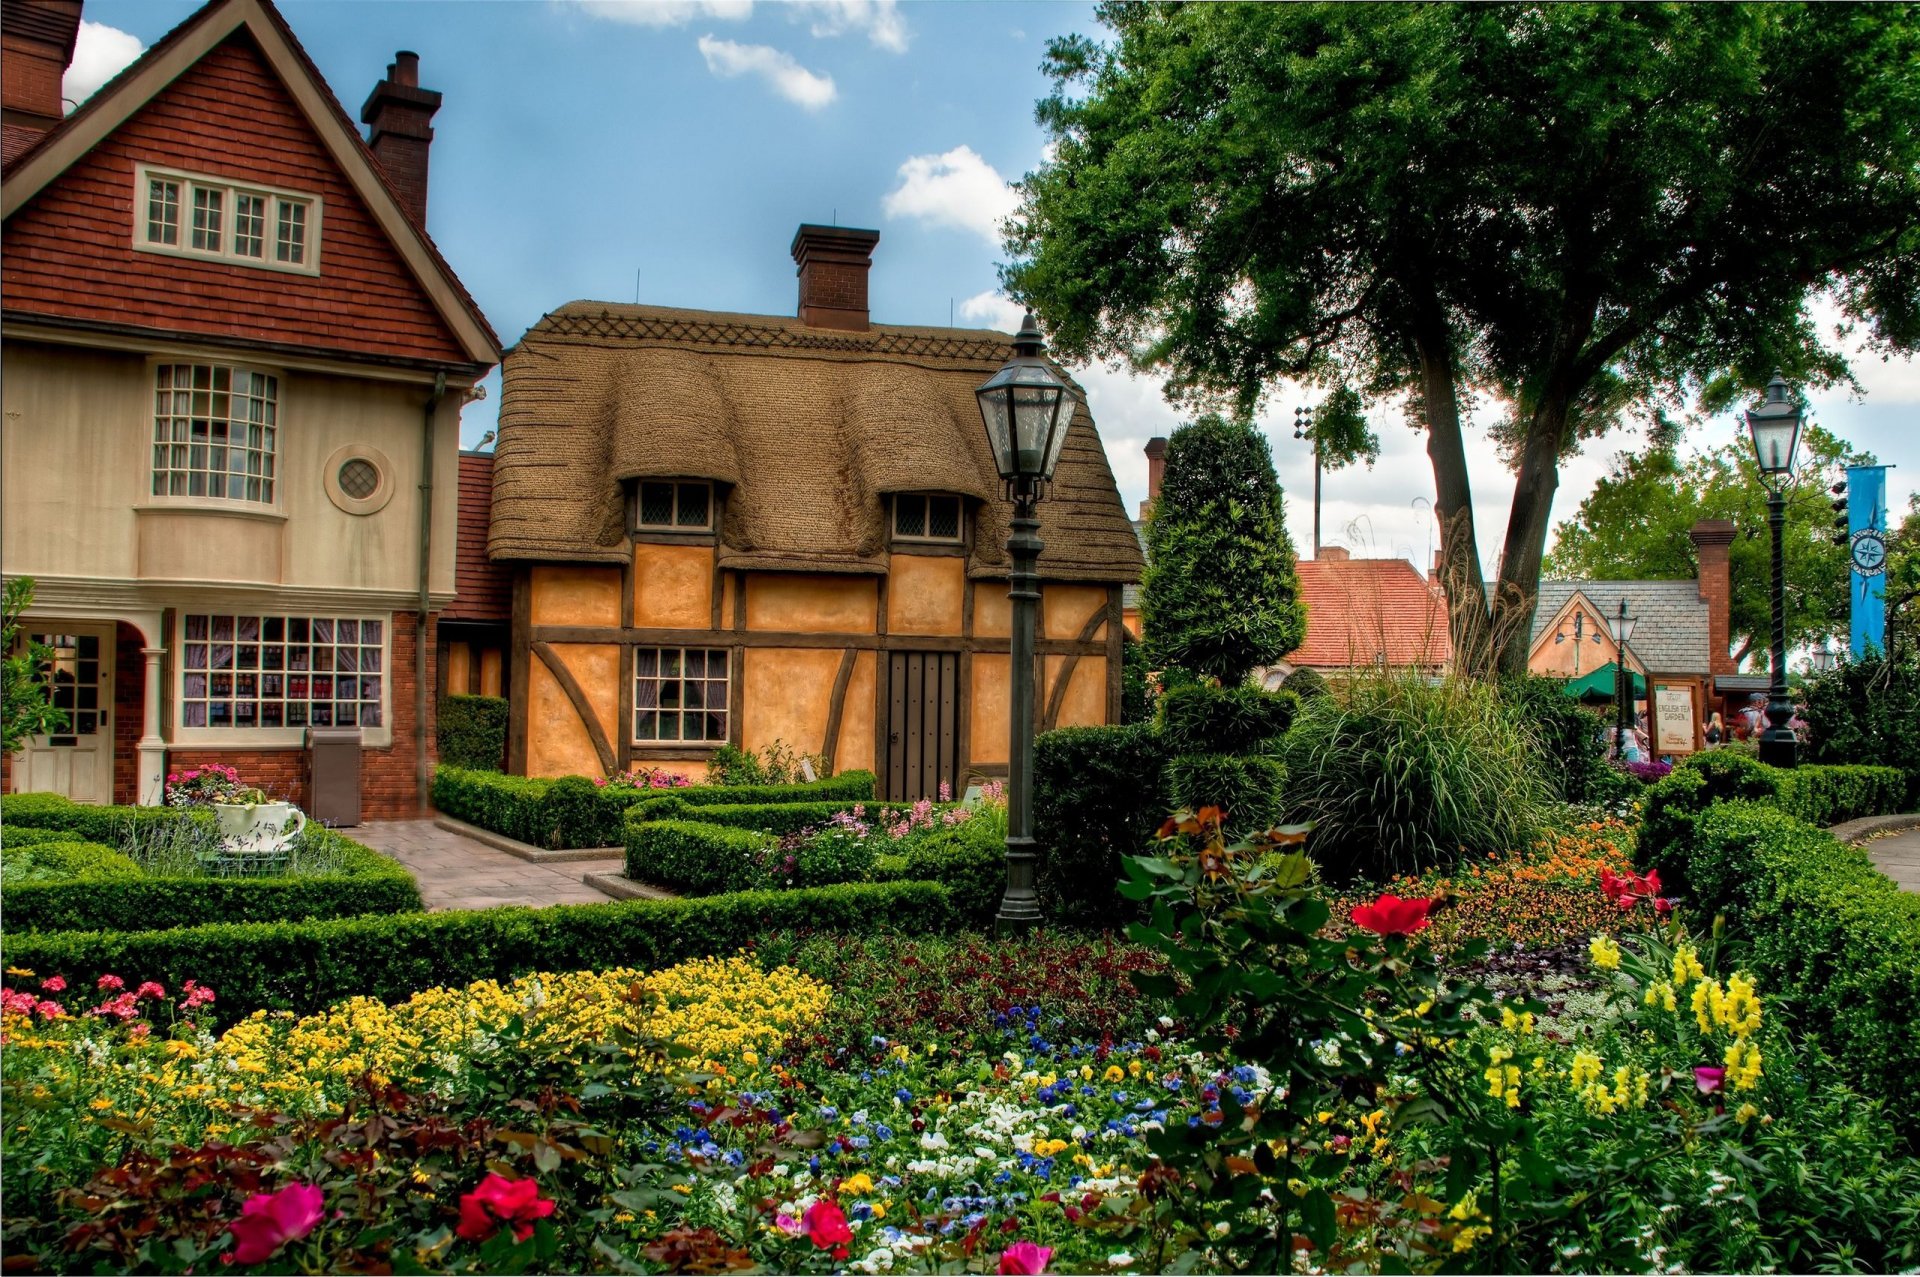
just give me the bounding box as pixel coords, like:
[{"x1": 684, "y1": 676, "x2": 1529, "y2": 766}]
[
  {"x1": 1410, "y1": 304, "x2": 1494, "y2": 676},
  {"x1": 1491, "y1": 408, "x2": 1570, "y2": 677}
]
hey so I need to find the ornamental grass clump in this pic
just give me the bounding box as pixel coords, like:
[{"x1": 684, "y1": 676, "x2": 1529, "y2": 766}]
[{"x1": 1282, "y1": 668, "x2": 1550, "y2": 881}]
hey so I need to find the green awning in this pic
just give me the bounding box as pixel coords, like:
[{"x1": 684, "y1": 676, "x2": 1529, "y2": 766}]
[{"x1": 1562, "y1": 663, "x2": 1646, "y2": 702}]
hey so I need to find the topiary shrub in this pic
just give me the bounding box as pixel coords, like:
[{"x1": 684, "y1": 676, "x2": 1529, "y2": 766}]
[
  {"x1": 1120, "y1": 631, "x2": 1153, "y2": 724},
  {"x1": 1157, "y1": 682, "x2": 1297, "y2": 756},
  {"x1": 1033, "y1": 722, "x2": 1170, "y2": 926},
  {"x1": 625, "y1": 819, "x2": 781, "y2": 895},
  {"x1": 899, "y1": 822, "x2": 1004, "y2": 927},
  {"x1": 1280, "y1": 667, "x2": 1329, "y2": 701},
  {"x1": 1164, "y1": 753, "x2": 1287, "y2": 834},
  {"x1": 1280, "y1": 670, "x2": 1549, "y2": 882},
  {"x1": 435, "y1": 694, "x2": 509, "y2": 771}
]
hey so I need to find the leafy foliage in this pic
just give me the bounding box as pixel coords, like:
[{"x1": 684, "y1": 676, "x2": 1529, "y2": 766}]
[
  {"x1": 1156, "y1": 682, "x2": 1296, "y2": 756},
  {"x1": 706, "y1": 739, "x2": 828, "y2": 786},
  {"x1": 1141, "y1": 415, "x2": 1306, "y2": 684},
  {"x1": 1119, "y1": 629, "x2": 1153, "y2": 723},
  {"x1": 0, "y1": 577, "x2": 67, "y2": 753},
  {"x1": 1498, "y1": 674, "x2": 1613, "y2": 804},
  {"x1": 1802, "y1": 649, "x2": 1920, "y2": 802},
  {"x1": 435, "y1": 694, "x2": 510, "y2": 771},
  {"x1": 1163, "y1": 754, "x2": 1286, "y2": 837},
  {"x1": 1281, "y1": 670, "x2": 1550, "y2": 881},
  {"x1": 1032, "y1": 722, "x2": 1170, "y2": 926}
]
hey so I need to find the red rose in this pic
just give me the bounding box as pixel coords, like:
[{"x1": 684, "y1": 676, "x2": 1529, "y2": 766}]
[
  {"x1": 803, "y1": 1199, "x2": 852, "y2": 1259},
  {"x1": 455, "y1": 1173, "x2": 555, "y2": 1244},
  {"x1": 1349, "y1": 893, "x2": 1433, "y2": 936}
]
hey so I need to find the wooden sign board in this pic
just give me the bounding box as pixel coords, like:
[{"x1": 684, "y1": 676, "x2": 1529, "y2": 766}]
[{"x1": 1653, "y1": 681, "x2": 1698, "y2": 755}]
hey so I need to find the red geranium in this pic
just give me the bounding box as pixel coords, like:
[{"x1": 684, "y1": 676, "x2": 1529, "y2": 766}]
[
  {"x1": 1349, "y1": 893, "x2": 1433, "y2": 936},
  {"x1": 803, "y1": 1199, "x2": 853, "y2": 1259},
  {"x1": 455, "y1": 1173, "x2": 555, "y2": 1244}
]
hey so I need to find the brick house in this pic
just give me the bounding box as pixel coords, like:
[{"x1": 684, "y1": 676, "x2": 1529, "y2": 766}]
[
  {"x1": 488, "y1": 224, "x2": 1144, "y2": 801},
  {"x1": 1279, "y1": 547, "x2": 1453, "y2": 677},
  {"x1": 1, "y1": 0, "x2": 499, "y2": 817}
]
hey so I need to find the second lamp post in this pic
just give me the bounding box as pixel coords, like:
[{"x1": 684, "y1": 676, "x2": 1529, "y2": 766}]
[
  {"x1": 1744, "y1": 371, "x2": 1805, "y2": 769},
  {"x1": 975, "y1": 312, "x2": 1078, "y2": 930}
]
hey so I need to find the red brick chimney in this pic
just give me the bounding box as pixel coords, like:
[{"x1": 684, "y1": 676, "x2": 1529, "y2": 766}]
[
  {"x1": 360, "y1": 51, "x2": 441, "y2": 226},
  {"x1": 1, "y1": 0, "x2": 83, "y2": 137},
  {"x1": 1690, "y1": 518, "x2": 1737, "y2": 675},
  {"x1": 791, "y1": 224, "x2": 880, "y2": 331},
  {"x1": 1318, "y1": 545, "x2": 1351, "y2": 563},
  {"x1": 1140, "y1": 436, "x2": 1168, "y2": 519}
]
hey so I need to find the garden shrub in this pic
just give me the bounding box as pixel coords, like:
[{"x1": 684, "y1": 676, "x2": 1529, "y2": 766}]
[
  {"x1": 1164, "y1": 753, "x2": 1286, "y2": 833},
  {"x1": 1803, "y1": 651, "x2": 1920, "y2": 803},
  {"x1": 430, "y1": 767, "x2": 551, "y2": 844},
  {"x1": 624, "y1": 820, "x2": 780, "y2": 895},
  {"x1": 1, "y1": 881, "x2": 955, "y2": 1023},
  {"x1": 0, "y1": 792, "x2": 208, "y2": 844},
  {"x1": 1280, "y1": 666, "x2": 1329, "y2": 700},
  {"x1": 435, "y1": 694, "x2": 508, "y2": 771},
  {"x1": 1, "y1": 839, "x2": 141, "y2": 884},
  {"x1": 1280, "y1": 669, "x2": 1550, "y2": 882},
  {"x1": 2, "y1": 825, "x2": 114, "y2": 850},
  {"x1": 1499, "y1": 673, "x2": 1612, "y2": 804},
  {"x1": 1032, "y1": 722, "x2": 1170, "y2": 925},
  {"x1": 896, "y1": 821, "x2": 1004, "y2": 927},
  {"x1": 1771, "y1": 763, "x2": 1910, "y2": 828},
  {"x1": 625, "y1": 798, "x2": 890, "y2": 836},
  {"x1": 1119, "y1": 630, "x2": 1152, "y2": 723},
  {"x1": 1666, "y1": 800, "x2": 1920, "y2": 1141},
  {"x1": 1157, "y1": 681, "x2": 1297, "y2": 755},
  {"x1": 537, "y1": 775, "x2": 617, "y2": 849}
]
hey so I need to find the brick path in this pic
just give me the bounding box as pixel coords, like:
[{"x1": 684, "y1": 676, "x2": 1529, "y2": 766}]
[
  {"x1": 350, "y1": 820, "x2": 622, "y2": 911},
  {"x1": 1866, "y1": 827, "x2": 1920, "y2": 894}
]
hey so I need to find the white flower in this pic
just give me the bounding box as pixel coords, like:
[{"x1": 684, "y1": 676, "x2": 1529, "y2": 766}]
[
  {"x1": 919, "y1": 1132, "x2": 949, "y2": 1150},
  {"x1": 1110, "y1": 1253, "x2": 1135, "y2": 1268},
  {"x1": 974, "y1": 1146, "x2": 996, "y2": 1160},
  {"x1": 1157, "y1": 1016, "x2": 1174, "y2": 1029}
]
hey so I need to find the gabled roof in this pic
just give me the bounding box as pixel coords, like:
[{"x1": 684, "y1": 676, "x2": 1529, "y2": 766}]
[
  {"x1": 490, "y1": 302, "x2": 1145, "y2": 584},
  {"x1": 1530, "y1": 580, "x2": 1711, "y2": 675},
  {"x1": 1293, "y1": 554, "x2": 1451, "y2": 668},
  {"x1": 1, "y1": 0, "x2": 498, "y2": 367}
]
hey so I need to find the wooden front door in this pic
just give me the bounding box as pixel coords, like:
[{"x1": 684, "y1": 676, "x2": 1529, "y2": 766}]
[
  {"x1": 885, "y1": 651, "x2": 959, "y2": 802},
  {"x1": 13, "y1": 625, "x2": 114, "y2": 805}
]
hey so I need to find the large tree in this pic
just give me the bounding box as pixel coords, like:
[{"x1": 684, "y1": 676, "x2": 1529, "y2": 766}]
[
  {"x1": 1004, "y1": 2, "x2": 1920, "y2": 675},
  {"x1": 1544, "y1": 426, "x2": 1870, "y2": 667}
]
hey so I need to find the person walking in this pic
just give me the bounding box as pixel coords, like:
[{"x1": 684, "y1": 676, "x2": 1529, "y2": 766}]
[{"x1": 1704, "y1": 712, "x2": 1725, "y2": 746}]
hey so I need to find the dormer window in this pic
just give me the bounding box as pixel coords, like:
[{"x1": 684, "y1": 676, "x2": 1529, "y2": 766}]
[
  {"x1": 632, "y1": 479, "x2": 713, "y2": 531},
  {"x1": 135, "y1": 165, "x2": 320, "y2": 275},
  {"x1": 893, "y1": 493, "x2": 964, "y2": 543}
]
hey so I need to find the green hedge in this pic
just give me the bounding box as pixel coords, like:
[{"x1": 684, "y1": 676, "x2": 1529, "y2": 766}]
[
  {"x1": 1158, "y1": 682, "x2": 1297, "y2": 755},
  {"x1": 625, "y1": 820, "x2": 779, "y2": 895},
  {"x1": 1772, "y1": 764, "x2": 1910, "y2": 828},
  {"x1": 1165, "y1": 753, "x2": 1287, "y2": 835},
  {"x1": 2, "y1": 825, "x2": 120, "y2": 851},
  {"x1": 1, "y1": 792, "x2": 209, "y2": 843},
  {"x1": 1033, "y1": 723, "x2": 1170, "y2": 926},
  {"x1": 892, "y1": 824, "x2": 1003, "y2": 927},
  {"x1": 1662, "y1": 801, "x2": 1920, "y2": 1141},
  {"x1": 3, "y1": 830, "x2": 420, "y2": 933},
  {"x1": 1, "y1": 839, "x2": 142, "y2": 883},
  {"x1": 433, "y1": 766, "x2": 879, "y2": 849},
  {"x1": 437, "y1": 694, "x2": 509, "y2": 771},
  {"x1": 626, "y1": 798, "x2": 869, "y2": 836},
  {"x1": 1, "y1": 881, "x2": 956, "y2": 1023}
]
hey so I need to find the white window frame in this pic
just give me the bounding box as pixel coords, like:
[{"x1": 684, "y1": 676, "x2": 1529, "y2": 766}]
[
  {"x1": 171, "y1": 612, "x2": 392, "y2": 749},
  {"x1": 892, "y1": 492, "x2": 966, "y2": 544},
  {"x1": 631, "y1": 646, "x2": 730, "y2": 744},
  {"x1": 146, "y1": 359, "x2": 284, "y2": 511},
  {"x1": 133, "y1": 164, "x2": 322, "y2": 276},
  {"x1": 631, "y1": 479, "x2": 715, "y2": 532}
]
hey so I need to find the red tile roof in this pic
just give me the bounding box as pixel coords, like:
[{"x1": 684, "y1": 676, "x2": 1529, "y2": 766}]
[
  {"x1": 1293, "y1": 553, "x2": 1451, "y2": 669},
  {"x1": 1, "y1": 124, "x2": 45, "y2": 166},
  {"x1": 443, "y1": 452, "x2": 513, "y2": 622}
]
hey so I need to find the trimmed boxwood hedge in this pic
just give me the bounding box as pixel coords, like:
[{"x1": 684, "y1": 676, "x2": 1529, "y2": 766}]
[
  {"x1": 1033, "y1": 722, "x2": 1170, "y2": 927},
  {"x1": 1658, "y1": 800, "x2": 1920, "y2": 1141},
  {"x1": 3, "y1": 825, "x2": 127, "y2": 851},
  {"x1": 625, "y1": 797, "x2": 955, "y2": 837},
  {"x1": 437, "y1": 694, "x2": 509, "y2": 771},
  {"x1": 625, "y1": 819, "x2": 779, "y2": 895},
  {"x1": 2, "y1": 839, "x2": 142, "y2": 883},
  {"x1": 432, "y1": 766, "x2": 879, "y2": 849},
  {"x1": 0, "y1": 881, "x2": 955, "y2": 1023},
  {"x1": 1, "y1": 792, "x2": 209, "y2": 843}
]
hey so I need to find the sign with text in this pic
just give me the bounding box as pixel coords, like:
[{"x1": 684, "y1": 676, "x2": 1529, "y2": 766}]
[{"x1": 1654, "y1": 683, "x2": 1697, "y2": 755}]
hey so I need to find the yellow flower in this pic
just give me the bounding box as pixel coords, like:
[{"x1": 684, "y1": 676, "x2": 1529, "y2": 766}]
[
  {"x1": 1453, "y1": 1225, "x2": 1492, "y2": 1253},
  {"x1": 1692, "y1": 979, "x2": 1720, "y2": 1035},
  {"x1": 1103, "y1": 1065, "x2": 1125, "y2": 1083},
  {"x1": 1128, "y1": 1060, "x2": 1143, "y2": 1078},
  {"x1": 1642, "y1": 981, "x2": 1677, "y2": 1013},
  {"x1": 1672, "y1": 945, "x2": 1706, "y2": 988},
  {"x1": 1721, "y1": 973, "x2": 1763, "y2": 1036},
  {"x1": 88, "y1": 1097, "x2": 113, "y2": 1112},
  {"x1": 1588, "y1": 935, "x2": 1622, "y2": 970},
  {"x1": 1734, "y1": 1103, "x2": 1760, "y2": 1126},
  {"x1": 1724, "y1": 1039, "x2": 1763, "y2": 1091},
  {"x1": 840, "y1": 1173, "x2": 875, "y2": 1197},
  {"x1": 1569, "y1": 1051, "x2": 1604, "y2": 1090}
]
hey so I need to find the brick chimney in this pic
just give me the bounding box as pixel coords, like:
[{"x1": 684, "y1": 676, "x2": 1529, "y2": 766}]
[
  {"x1": 1318, "y1": 545, "x2": 1351, "y2": 563},
  {"x1": 1139, "y1": 436, "x2": 1168, "y2": 519},
  {"x1": 2, "y1": 0, "x2": 83, "y2": 136},
  {"x1": 791, "y1": 224, "x2": 879, "y2": 331},
  {"x1": 360, "y1": 51, "x2": 441, "y2": 226},
  {"x1": 1690, "y1": 518, "x2": 1737, "y2": 675}
]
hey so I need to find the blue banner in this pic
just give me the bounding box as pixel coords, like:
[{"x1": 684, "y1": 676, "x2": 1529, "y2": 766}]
[{"x1": 1847, "y1": 464, "x2": 1892, "y2": 659}]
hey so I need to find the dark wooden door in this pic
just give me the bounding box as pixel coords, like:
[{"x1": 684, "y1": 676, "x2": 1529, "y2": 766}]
[{"x1": 886, "y1": 651, "x2": 959, "y2": 802}]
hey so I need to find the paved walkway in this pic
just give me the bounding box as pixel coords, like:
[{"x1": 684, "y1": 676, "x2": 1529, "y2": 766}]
[
  {"x1": 351, "y1": 820, "x2": 623, "y2": 911},
  {"x1": 1866, "y1": 827, "x2": 1920, "y2": 894}
]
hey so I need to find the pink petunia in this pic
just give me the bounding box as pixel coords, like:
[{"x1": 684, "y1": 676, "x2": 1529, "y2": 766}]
[
  {"x1": 1693, "y1": 1066, "x2": 1725, "y2": 1095},
  {"x1": 998, "y1": 1241, "x2": 1053, "y2": 1274},
  {"x1": 224, "y1": 1182, "x2": 324, "y2": 1265}
]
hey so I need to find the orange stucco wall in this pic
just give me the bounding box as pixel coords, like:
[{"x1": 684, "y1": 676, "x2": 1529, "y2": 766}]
[
  {"x1": 531, "y1": 566, "x2": 621, "y2": 627},
  {"x1": 525, "y1": 644, "x2": 621, "y2": 778},
  {"x1": 1528, "y1": 598, "x2": 1641, "y2": 677},
  {"x1": 745, "y1": 574, "x2": 878, "y2": 634},
  {"x1": 1045, "y1": 584, "x2": 1110, "y2": 641},
  {"x1": 634, "y1": 543, "x2": 714, "y2": 629},
  {"x1": 836, "y1": 650, "x2": 877, "y2": 772},
  {"x1": 973, "y1": 588, "x2": 1010, "y2": 638},
  {"x1": 741, "y1": 647, "x2": 843, "y2": 756},
  {"x1": 887, "y1": 554, "x2": 966, "y2": 635},
  {"x1": 1045, "y1": 654, "x2": 1109, "y2": 729},
  {"x1": 970, "y1": 653, "x2": 1011, "y2": 765}
]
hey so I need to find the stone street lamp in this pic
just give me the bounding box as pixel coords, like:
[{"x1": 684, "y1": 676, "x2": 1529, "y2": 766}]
[
  {"x1": 975, "y1": 312, "x2": 1078, "y2": 930},
  {"x1": 1745, "y1": 371, "x2": 1805, "y2": 768},
  {"x1": 1604, "y1": 598, "x2": 1637, "y2": 760}
]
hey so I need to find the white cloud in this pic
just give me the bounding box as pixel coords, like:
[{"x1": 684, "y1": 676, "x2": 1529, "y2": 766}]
[
  {"x1": 696, "y1": 36, "x2": 836, "y2": 108},
  {"x1": 62, "y1": 20, "x2": 144, "y2": 111},
  {"x1": 957, "y1": 290, "x2": 1025, "y2": 332},
  {"x1": 882, "y1": 146, "x2": 1018, "y2": 246},
  {"x1": 789, "y1": 0, "x2": 907, "y2": 52},
  {"x1": 569, "y1": 0, "x2": 752, "y2": 27}
]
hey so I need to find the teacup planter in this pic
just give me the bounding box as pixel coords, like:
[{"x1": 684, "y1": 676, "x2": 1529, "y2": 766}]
[{"x1": 206, "y1": 799, "x2": 308, "y2": 874}]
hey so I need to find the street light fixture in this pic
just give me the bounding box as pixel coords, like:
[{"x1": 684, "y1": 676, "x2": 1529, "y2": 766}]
[
  {"x1": 1604, "y1": 599, "x2": 1637, "y2": 760},
  {"x1": 1293, "y1": 404, "x2": 1322, "y2": 558},
  {"x1": 1809, "y1": 637, "x2": 1838, "y2": 674},
  {"x1": 976, "y1": 311, "x2": 1078, "y2": 930},
  {"x1": 1744, "y1": 370, "x2": 1805, "y2": 768}
]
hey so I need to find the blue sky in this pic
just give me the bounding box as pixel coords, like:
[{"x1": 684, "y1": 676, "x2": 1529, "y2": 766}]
[{"x1": 71, "y1": 0, "x2": 1920, "y2": 573}]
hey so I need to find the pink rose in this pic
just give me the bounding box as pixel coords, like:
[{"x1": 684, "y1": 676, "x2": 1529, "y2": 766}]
[
  {"x1": 225, "y1": 1182, "x2": 324, "y2": 1265},
  {"x1": 998, "y1": 1241, "x2": 1054, "y2": 1274}
]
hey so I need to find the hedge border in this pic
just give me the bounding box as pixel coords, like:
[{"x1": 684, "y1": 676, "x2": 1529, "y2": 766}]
[
  {"x1": 625, "y1": 819, "x2": 779, "y2": 896},
  {"x1": 1, "y1": 881, "x2": 956, "y2": 1022}
]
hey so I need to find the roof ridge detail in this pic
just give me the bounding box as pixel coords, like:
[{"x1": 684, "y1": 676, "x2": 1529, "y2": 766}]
[{"x1": 533, "y1": 309, "x2": 1011, "y2": 362}]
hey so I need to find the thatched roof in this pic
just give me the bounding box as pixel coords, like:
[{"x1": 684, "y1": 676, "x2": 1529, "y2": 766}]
[{"x1": 490, "y1": 302, "x2": 1144, "y2": 584}]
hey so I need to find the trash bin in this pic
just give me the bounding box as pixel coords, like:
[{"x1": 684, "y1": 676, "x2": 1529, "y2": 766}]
[{"x1": 307, "y1": 726, "x2": 363, "y2": 827}]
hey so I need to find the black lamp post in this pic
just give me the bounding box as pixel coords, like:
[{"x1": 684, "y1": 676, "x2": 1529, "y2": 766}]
[
  {"x1": 1744, "y1": 371, "x2": 1805, "y2": 768},
  {"x1": 1293, "y1": 404, "x2": 1322, "y2": 558},
  {"x1": 1604, "y1": 598, "x2": 1637, "y2": 760},
  {"x1": 975, "y1": 312, "x2": 1078, "y2": 930}
]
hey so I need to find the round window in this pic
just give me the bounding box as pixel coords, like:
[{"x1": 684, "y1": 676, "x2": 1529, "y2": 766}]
[{"x1": 338, "y1": 457, "x2": 380, "y2": 500}]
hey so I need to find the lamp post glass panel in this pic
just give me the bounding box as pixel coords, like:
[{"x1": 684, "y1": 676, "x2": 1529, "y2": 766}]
[
  {"x1": 1605, "y1": 599, "x2": 1637, "y2": 760},
  {"x1": 1745, "y1": 371, "x2": 1806, "y2": 768},
  {"x1": 975, "y1": 312, "x2": 1077, "y2": 929}
]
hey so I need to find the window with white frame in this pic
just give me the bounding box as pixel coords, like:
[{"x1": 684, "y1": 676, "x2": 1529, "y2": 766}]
[
  {"x1": 179, "y1": 614, "x2": 384, "y2": 730},
  {"x1": 632, "y1": 647, "x2": 728, "y2": 743},
  {"x1": 136, "y1": 166, "x2": 319, "y2": 273},
  {"x1": 631, "y1": 480, "x2": 713, "y2": 532},
  {"x1": 151, "y1": 363, "x2": 279, "y2": 504},
  {"x1": 892, "y1": 493, "x2": 964, "y2": 543}
]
